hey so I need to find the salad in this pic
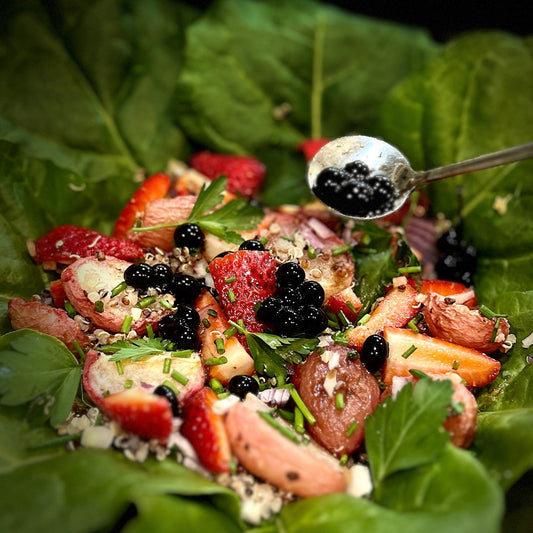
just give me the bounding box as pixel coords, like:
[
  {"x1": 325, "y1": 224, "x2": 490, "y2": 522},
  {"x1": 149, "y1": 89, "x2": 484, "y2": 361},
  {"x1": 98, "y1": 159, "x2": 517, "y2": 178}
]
[{"x1": 1, "y1": 1, "x2": 532, "y2": 532}]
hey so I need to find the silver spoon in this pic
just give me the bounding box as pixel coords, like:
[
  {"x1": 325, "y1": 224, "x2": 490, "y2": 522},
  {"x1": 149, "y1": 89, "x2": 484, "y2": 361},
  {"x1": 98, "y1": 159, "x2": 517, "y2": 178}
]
[{"x1": 307, "y1": 135, "x2": 533, "y2": 220}]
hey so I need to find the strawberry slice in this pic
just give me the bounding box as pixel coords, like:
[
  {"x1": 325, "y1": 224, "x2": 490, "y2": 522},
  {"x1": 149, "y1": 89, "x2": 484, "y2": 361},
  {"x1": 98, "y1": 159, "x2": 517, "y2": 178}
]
[
  {"x1": 326, "y1": 286, "x2": 363, "y2": 322},
  {"x1": 347, "y1": 284, "x2": 420, "y2": 350},
  {"x1": 49, "y1": 279, "x2": 67, "y2": 308},
  {"x1": 208, "y1": 250, "x2": 277, "y2": 334},
  {"x1": 297, "y1": 138, "x2": 330, "y2": 161},
  {"x1": 113, "y1": 173, "x2": 171, "y2": 238},
  {"x1": 421, "y1": 279, "x2": 477, "y2": 308},
  {"x1": 100, "y1": 388, "x2": 173, "y2": 441},
  {"x1": 181, "y1": 386, "x2": 231, "y2": 473},
  {"x1": 32, "y1": 225, "x2": 143, "y2": 265},
  {"x1": 382, "y1": 326, "x2": 501, "y2": 387},
  {"x1": 189, "y1": 151, "x2": 265, "y2": 198}
]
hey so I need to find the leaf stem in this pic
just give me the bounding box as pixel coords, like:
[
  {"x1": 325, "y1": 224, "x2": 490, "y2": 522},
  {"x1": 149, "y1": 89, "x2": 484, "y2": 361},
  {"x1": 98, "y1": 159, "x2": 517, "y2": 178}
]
[{"x1": 311, "y1": 18, "x2": 326, "y2": 139}]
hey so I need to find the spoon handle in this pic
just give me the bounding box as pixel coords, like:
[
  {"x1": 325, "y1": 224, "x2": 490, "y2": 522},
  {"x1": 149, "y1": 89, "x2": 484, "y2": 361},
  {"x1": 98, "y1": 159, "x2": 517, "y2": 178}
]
[{"x1": 415, "y1": 141, "x2": 533, "y2": 185}]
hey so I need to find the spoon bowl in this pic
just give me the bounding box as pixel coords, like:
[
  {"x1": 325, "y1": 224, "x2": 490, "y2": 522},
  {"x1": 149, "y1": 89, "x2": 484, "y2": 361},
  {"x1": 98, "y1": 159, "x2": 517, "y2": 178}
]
[{"x1": 308, "y1": 135, "x2": 533, "y2": 220}]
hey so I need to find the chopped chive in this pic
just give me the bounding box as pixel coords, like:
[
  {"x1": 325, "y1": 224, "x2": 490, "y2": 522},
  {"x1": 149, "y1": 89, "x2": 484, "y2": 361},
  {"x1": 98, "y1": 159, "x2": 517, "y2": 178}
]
[
  {"x1": 346, "y1": 301, "x2": 358, "y2": 314},
  {"x1": 398, "y1": 265, "x2": 421, "y2": 274},
  {"x1": 339, "y1": 454, "x2": 349, "y2": 466},
  {"x1": 260, "y1": 236, "x2": 268, "y2": 245},
  {"x1": 346, "y1": 420, "x2": 359, "y2": 437},
  {"x1": 171, "y1": 350, "x2": 192, "y2": 358},
  {"x1": 205, "y1": 356, "x2": 228, "y2": 366},
  {"x1": 227, "y1": 289, "x2": 236, "y2": 303},
  {"x1": 479, "y1": 304, "x2": 495, "y2": 319},
  {"x1": 124, "y1": 379, "x2": 133, "y2": 389},
  {"x1": 171, "y1": 370, "x2": 189, "y2": 385},
  {"x1": 163, "y1": 380, "x2": 180, "y2": 396},
  {"x1": 64, "y1": 300, "x2": 77, "y2": 318},
  {"x1": 214, "y1": 337, "x2": 226, "y2": 354},
  {"x1": 202, "y1": 318, "x2": 211, "y2": 328},
  {"x1": 163, "y1": 358, "x2": 172, "y2": 374},
  {"x1": 207, "y1": 309, "x2": 218, "y2": 317},
  {"x1": 490, "y1": 317, "x2": 501, "y2": 343},
  {"x1": 160, "y1": 299, "x2": 173, "y2": 310},
  {"x1": 110, "y1": 281, "x2": 128, "y2": 298},
  {"x1": 409, "y1": 369, "x2": 428, "y2": 379},
  {"x1": 94, "y1": 300, "x2": 104, "y2": 313},
  {"x1": 137, "y1": 296, "x2": 156, "y2": 309},
  {"x1": 277, "y1": 408, "x2": 295, "y2": 422},
  {"x1": 237, "y1": 319, "x2": 245, "y2": 329},
  {"x1": 121, "y1": 315, "x2": 133, "y2": 334},
  {"x1": 328, "y1": 319, "x2": 340, "y2": 330},
  {"x1": 146, "y1": 323, "x2": 154, "y2": 339},
  {"x1": 348, "y1": 349, "x2": 359, "y2": 360},
  {"x1": 259, "y1": 411, "x2": 301, "y2": 444},
  {"x1": 208, "y1": 378, "x2": 224, "y2": 393},
  {"x1": 332, "y1": 244, "x2": 351, "y2": 256},
  {"x1": 116, "y1": 361, "x2": 124, "y2": 375},
  {"x1": 357, "y1": 313, "x2": 371, "y2": 326},
  {"x1": 338, "y1": 310, "x2": 351, "y2": 327},
  {"x1": 401, "y1": 345, "x2": 417, "y2": 359},
  {"x1": 280, "y1": 235, "x2": 295, "y2": 243},
  {"x1": 224, "y1": 325, "x2": 237, "y2": 338},
  {"x1": 332, "y1": 330, "x2": 349, "y2": 346},
  {"x1": 452, "y1": 360, "x2": 461, "y2": 370},
  {"x1": 225, "y1": 276, "x2": 237, "y2": 283},
  {"x1": 289, "y1": 387, "x2": 316, "y2": 426},
  {"x1": 335, "y1": 393, "x2": 345, "y2": 410},
  {"x1": 294, "y1": 407, "x2": 305, "y2": 434},
  {"x1": 307, "y1": 246, "x2": 317, "y2": 259},
  {"x1": 217, "y1": 391, "x2": 231, "y2": 399},
  {"x1": 407, "y1": 316, "x2": 420, "y2": 333},
  {"x1": 71, "y1": 340, "x2": 86, "y2": 361},
  {"x1": 253, "y1": 301, "x2": 262, "y2": 312}
]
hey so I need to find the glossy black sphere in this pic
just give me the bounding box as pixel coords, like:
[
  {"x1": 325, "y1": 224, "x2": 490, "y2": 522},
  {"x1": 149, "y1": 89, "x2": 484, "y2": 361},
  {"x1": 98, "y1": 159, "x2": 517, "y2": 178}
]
[
  {"x1": 170, "y1": 274, "x2": 202, "y2": 303},
  {"x1": 153, "y1": 384, "x2": 181, "y2": 416},
  {"x1": 239, "y1": 239, "x2": 265, "y2": 251},
  {"x1": 344, "y1": 160, "x2": 369, "y2": 177},
  {"x1": 312, "y1": 167, "x2": 345, "y2": 205},
  {"x1": 124, "y1": 263, "x2": 153, "y2": 290},
  {"x1": 274, "y1": 306, "x2": 304, "y2": 337},
  {"x1": 276, "y1": 262, "x2": 305, "y2": 288},
  {"x1": 299, "y1": 281, "x2": 325, "y2": 307},
  {"x1": 256, "y1": 296, "x2": 283, "y2": 323},
  {"x1": 300, "y1": 305, "x2": 328, "y2": 336},
  {"x1": 151, "y1": 263, "x2": 173, "y2": 289},
  {"x1": 174, "y1": 303, "x2": 200, "y2": 329},
  {"x1": 361, "y1": 334, "x2": 389, "y2": 373},
  {"x1": 278, "y1": 286, "x2": 303, "y2": 308},
  {"x1": 174, "y1": 223, "x2": 205, "y2": 251},
  {"x1": 228, "y1": 374, "x2": 260, "y2": 398},
  {"x1": 157, "y1": 313, "x2": 179, "y2": 339}
]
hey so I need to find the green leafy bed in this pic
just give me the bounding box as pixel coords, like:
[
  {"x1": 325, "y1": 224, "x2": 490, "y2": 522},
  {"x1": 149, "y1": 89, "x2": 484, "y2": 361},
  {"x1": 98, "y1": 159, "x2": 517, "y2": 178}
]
[{"x1": 0, "y1": 1, "x2": 532, "y2": 531}]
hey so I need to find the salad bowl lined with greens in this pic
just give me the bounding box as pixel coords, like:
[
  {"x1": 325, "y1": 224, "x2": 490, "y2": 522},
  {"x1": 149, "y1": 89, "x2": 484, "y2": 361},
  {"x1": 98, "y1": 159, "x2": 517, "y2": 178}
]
[{"x1": 1, "y1": 1, "x2": 532, "y2": 532}]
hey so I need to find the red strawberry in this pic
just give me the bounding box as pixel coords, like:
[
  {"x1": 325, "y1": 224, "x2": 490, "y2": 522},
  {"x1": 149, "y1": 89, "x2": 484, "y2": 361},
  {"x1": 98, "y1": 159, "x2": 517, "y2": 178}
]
[
  {"x1": 181, "y1": 386, "x2": 231, "y2": 473},
  {"x1": 347, "y1": 284, "x2": 420, "y2": 350},
  {"x1": 326, "y1": 287, "x2": 363, "y2": 322},
  {"x1": 421, "y1": 279, "x2": 477, "y2": 308},
  {"x1": 32, "y1": 225, "x2": 144, "y2": 266},
  {"x1": 113, "y1": 173, "x2": 171, "y2": 238},
  {"x1": 382, "y1": 326, "x2": 501, "y2": 387},
  {"x1": 297, "y1": 138, "x2": 330, "y2": 161},
  {"x1": 208, "y1": 250, "x2": 277, "y2": 334},
  {"x1": 189, "y1": 151, "x2": 265, "y2": 198},
  {"x1": 100, "y1": 388, "x2": 174, "y2": 441},
  {"x1": 49, "y1": 279, "x2": 67, "y2": 308}
]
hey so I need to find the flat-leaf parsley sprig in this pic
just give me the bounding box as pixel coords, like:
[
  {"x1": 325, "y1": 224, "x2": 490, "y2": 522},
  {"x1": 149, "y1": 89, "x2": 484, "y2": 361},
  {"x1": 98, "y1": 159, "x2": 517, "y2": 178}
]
[
  {"x1": 229, "y1": 320, "x2": 319, "y2": 384},
  {"x1": 132, "y1": 176, "x2": 264, "y2": 244},
  {"x1": 99, "y1": 337, "x2": 177, "y2": 362}
]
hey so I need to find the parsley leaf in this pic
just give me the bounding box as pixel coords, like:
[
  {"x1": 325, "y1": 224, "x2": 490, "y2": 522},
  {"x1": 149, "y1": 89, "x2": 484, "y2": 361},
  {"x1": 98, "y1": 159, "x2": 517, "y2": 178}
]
[
  {"x1": 365, "y1": 375, "x2": 453, "y2": 492},
  {"x1": 132, "y1": 176, "x2": 264, "y2": 244},
  {"x1": 0, "y1": 330, "x2": 81, "y2": 426},
  {"x1": 230, "y1": 321, "x2": 319, "y2": 384},
  {"x1": 99, "y1": 337, "x2": 174, "y2": 362}
]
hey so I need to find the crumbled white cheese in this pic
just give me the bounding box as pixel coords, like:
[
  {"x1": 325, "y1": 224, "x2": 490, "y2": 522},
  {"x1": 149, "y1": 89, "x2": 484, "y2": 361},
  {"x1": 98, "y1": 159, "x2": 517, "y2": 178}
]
[
  {"x1": 81, "y1": 425, "x2": 114, "y2": 449},
  {"x1": 346, "y1": 463, "x2": 373, "y2": 498},
  {"x1": 212, "y1": 394, "x2": 240, "y2": 415},
  {"x1": 501, "y1": 333, "x2": 516, "y2": 353},
  {"x1": 392, "y1": 276, "x2": 408, "y2": 288},
  {"x1": 320, "y1": 349, "x2": 333, "y2": 364},
  {"x1": 328, "y1": 350, "x2": 340, "y2": 370},
  {"x1": 130, "y1": 307, "x2": 143, "y2": 321},
  {"x1": 323, "y1": 369, "x2": 337, "y2": 397},
  {"x1": 522, "y1": 331, "x2": 533, "y2": 349}
]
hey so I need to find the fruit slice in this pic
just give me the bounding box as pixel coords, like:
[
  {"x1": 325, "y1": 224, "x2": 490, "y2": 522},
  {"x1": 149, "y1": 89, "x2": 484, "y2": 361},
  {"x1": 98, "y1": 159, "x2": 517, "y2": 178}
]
[
  {"x1": 190, "y1": 151, "x2": 265, "y2": 198},
  {"x1": 296, "y1": 138, "x2": 330, "y2": 161},
  {"x1": 181, "y1": 386, "x2": 231, "y2": 473},
  {"x1": 421, "y1": 279, "x2": 476, "y2": 308},
  {"x1": 347, "y1": 284, "x2": 420, "y2": 350},
  {"x1": 382, "y1": 327, "x2": 501, "y2": 387},
  {"x1": 8, "y1": 297, "x2": 91, "y2": 351},
  {"x1": 208, "y1": 250, "x2": 277, "y2": 334},
  {"x1": 225, "y1": 393, "x2": 349, "y2": 497},
  {"x1": 100, "y1": 388, "x2": 173, "y2": 441},
  {"x1": 326, "y1": 286, "x2": 363, "y2": 322},
  {"x1": 49, "y1": 279, "x2": 68, "y2": 308},
  {"x1": 196, "y1": 291, "x2": 254, "y2": 384},
  {"x1": 31, "y1": 225, "x2": 143, "y2": 267},
  {"x1": 113, "y1": 173, "x2": 171, "y2": 239}
]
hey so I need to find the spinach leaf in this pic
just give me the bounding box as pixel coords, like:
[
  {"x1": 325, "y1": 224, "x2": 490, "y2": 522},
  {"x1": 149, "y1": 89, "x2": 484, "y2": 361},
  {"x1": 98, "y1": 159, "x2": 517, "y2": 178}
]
[{"x1": 175, "y1": 0, "x2": 439, "y2": 205}]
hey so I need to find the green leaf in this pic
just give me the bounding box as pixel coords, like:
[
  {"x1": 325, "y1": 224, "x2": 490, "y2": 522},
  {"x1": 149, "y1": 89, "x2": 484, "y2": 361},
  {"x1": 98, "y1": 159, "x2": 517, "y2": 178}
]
[
  {"x1": 0, "y1": 330, "x2": 81, "y2": 426},
  {"x1": 187, "y1": 176, "x2": 229, "y2": 220},
  {"x1": 99, "y1": 337, "x2": 174, "y2": 362},
  {"x1": 365, "y1": 377, "x2": 452, "y2": 490},
  {"x1": 245, "y1": 334, "x2": 288, "y2": 384}
]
